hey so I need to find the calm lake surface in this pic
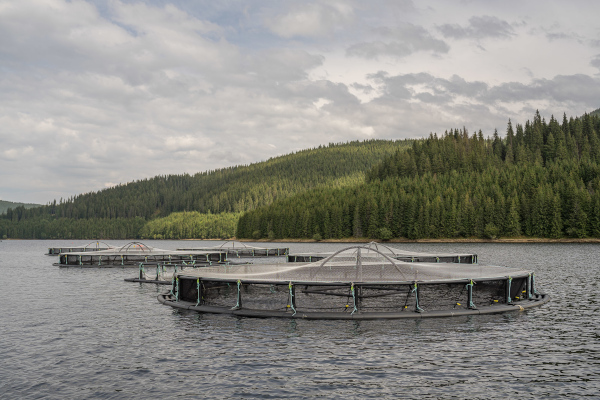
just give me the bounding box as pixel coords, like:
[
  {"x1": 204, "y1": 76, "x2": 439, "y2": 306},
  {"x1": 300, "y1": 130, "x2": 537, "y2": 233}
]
[{"x1": 0, "y1": 240, "x2": 598, "y2": 399}]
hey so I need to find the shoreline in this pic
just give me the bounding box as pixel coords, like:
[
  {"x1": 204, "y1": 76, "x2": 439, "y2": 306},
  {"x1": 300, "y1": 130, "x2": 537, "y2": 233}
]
[
  {"x1": 243, "y1": 237, "x2": 600, "y2": 244},
  {"x1": 4, "y1": 237, "x2": 600, "y2": 243}
]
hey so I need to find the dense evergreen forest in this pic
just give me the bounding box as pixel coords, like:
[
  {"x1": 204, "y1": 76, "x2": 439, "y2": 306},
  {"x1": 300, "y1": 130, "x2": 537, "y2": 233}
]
[
  {"x1": 237, "y1": 111, "x2": 600, "y2": 240},
  {"x1": 0, "y1": 140, "x2": 410, "y2": 239},
  {"x1": 139, "y1": 211, "x2": 240, "y2": 240},
  {"x1": 3, "y1": 111, "x2": 599, "y2": 241}
]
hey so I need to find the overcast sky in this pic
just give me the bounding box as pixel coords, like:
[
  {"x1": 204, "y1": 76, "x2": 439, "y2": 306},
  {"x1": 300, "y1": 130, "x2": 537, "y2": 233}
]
[{"x1": 1, "y1": 0, "x2": 599, "y2": 204}]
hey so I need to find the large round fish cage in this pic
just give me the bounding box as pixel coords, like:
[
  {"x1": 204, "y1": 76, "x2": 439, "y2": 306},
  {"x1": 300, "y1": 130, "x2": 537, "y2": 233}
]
[
  {"x1": 56, "y1": 241, "x2": 227, "y2": 267},
  {"x1": 286, "y1": 242, "x2": 477, "y2": 264},
  {"x1": 177, "y1": 241, "x2": 289, "y2": 258},
  {"x1": 159, "y1": 245, "x2": 549, "y2": 319},
  {"x1": 124, "y1": 259, "x2": 253, "y2": 285},
  {"x1": 46, "y1": 241, "x2": 115, "y2": 255}
]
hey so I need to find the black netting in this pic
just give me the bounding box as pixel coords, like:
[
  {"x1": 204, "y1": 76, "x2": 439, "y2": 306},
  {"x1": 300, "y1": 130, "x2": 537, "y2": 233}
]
[{"x1": 176, "y1": 279, "x2": 523, "y2": 314}]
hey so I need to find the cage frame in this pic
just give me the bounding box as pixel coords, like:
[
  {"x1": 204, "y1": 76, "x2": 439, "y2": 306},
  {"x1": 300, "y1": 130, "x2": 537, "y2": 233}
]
[{"x1": 158, "y1": 245, "x2": 549, "y2": 320}]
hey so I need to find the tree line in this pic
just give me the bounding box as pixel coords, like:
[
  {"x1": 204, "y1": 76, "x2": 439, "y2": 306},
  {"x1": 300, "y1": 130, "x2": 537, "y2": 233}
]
[
  {"x1": 139, "y1": 211, "x2": 240, "y2": 240},
  {"x1": 237, "y1": 111, "x2": 600, "y2": 240}
]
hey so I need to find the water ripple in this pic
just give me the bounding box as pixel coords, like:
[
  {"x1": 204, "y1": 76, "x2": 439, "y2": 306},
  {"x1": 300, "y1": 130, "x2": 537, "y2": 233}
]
[{"x1": 0, "y1": 240, "x2": 598, "y2": 399}]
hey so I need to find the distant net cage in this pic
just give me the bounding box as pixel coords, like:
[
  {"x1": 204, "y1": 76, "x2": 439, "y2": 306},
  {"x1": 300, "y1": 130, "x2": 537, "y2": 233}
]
[
  {"x1": 46, "y1": 241, "x2": 115, "y2": 255},
  {"x1": 177, "y1": 241, "x2": 289, "y2": 257},
  {"x1": 287, "y1": 242, "x2": 477, "y2": 264},
  {"x1": 56, "y1": 241, "x2": 227, "y2": 267},
  {"x1": 159, "y1": 245, "x2": 549, "y2": 319}
]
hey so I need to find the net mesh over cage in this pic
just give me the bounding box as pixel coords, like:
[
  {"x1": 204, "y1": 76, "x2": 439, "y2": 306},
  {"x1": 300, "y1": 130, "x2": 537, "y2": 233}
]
[
  {"x1": 177, "y1": 241, "x2": 289, "y2": 257},
  {"x1": 57, "y1": 241, "x2": 227, "y2": 266},
  {"x1": 287, "y1": 242, "x2": 477, "y2": 264},
  {"x1": 47, "y1": 241, "x2": 116, "y2": 255},
  {"x1": 161, "y1": 245, "x2": 548, "y2": 319}
]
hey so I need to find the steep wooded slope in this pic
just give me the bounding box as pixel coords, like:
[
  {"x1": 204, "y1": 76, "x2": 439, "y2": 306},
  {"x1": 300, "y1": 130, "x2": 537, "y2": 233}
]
[{"x1": 237, "y1": 111, "x2": 600, "y2": 240}]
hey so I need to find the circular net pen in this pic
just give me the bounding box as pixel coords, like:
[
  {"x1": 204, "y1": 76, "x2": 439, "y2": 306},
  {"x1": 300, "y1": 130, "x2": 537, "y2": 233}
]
[
  {"x1": 125, "y1": 262, "x2": 205, "y2": 285},
  {"x1": 159, "y1": 245, "x2": 549, "y2": 319},
  {"x1": 125, "y1": 259, "x2": 253, "y2": 285},
  {"x1": 56, "y1": 241, "x2": 227, "y2": 267},
  {"x1": 46, "y1": 241, "x2": 116, "y2": 256},
  {"x1": 287, "y1": 242, "x2": 477, "y2": 264},
  {"x1": 177, "y1": 241, "x2": 289, "y2": 258}
]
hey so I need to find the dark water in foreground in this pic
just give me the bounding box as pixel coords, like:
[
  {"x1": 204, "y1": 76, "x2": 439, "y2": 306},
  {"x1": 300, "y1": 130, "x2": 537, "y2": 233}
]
[{"x1": 0, "y1": 240, "x2": 598, "y2": 399}]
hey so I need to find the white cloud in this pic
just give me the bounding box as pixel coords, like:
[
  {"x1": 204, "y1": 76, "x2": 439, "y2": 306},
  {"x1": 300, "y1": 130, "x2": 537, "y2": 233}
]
[
  {"x1": 346, "y1": 23, "x2": 449, "y2": 59},
  {"x1": 265, "y1": 1, "x2": 354, "y2": 39},
  {"x1": 0, "y1": 0, "x2": 599, "y2": 203},
  {"x1": 592, "y1": 55, "x2": 600, "y2": 71},
  {"x1": 437, "y1": 15, "x2": 515, "y2": 40}
]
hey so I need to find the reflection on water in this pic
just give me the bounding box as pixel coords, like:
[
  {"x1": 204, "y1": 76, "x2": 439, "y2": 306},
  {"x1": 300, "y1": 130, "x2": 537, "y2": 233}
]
[{"x1": 0, "y1": 240, "x2": 599, "y2": 399}]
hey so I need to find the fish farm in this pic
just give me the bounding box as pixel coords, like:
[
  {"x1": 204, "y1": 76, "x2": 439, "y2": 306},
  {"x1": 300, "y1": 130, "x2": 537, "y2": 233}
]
[
  {"x1": 46, "y1": 241, "x2": 115, "y2": 255},
  {"x1": 286, "y1": 242, "x2": 477, "y2": 263},
  {"x1": 158, "y1": 245, "x2": 549, "y2": 320},
  {"x1": 177, "y1": 241, "x2": 289, "y2": 258},
  {"x1": 56, "y1": 242, "x2": 227, "y2": 267}
]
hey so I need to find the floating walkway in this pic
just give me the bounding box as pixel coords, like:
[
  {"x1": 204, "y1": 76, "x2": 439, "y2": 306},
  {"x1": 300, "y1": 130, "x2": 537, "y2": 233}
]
[
  {"x1": 158, "y1": 292, "x2": 549, "y2": 320},
  {"x1": 124, "y1": 260, "x2": 253, "y2": 285},
  {"x1": 56, "y1": 242, "x2": 227, "y2": 267},
  {"x1": 158, "y1": 245, "x2": 548, "y2": 320},
  {"x1": 177, "y1": 241, "x2": 289, "y2": 258},
  {"x1": 287, "y1": 242, "x2": 477, "y2": 264},
  {"x1": 47, "y1": 241, "x2": 115, "y2": 255},
  {"x1": 125, "y1": 263, "x2": 205, "y2": 285}
]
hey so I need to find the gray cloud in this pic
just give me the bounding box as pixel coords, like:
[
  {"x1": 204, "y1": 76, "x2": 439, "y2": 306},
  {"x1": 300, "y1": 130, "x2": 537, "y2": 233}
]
[
  {"x1": 357, "y1": 71, "x2": 599, "y2": 140},
  {"x1": 347, "y1": 23, "x2": 449, "y2": 59},
  {"x1": 592, "y1": 55, "x2": 600, "y2": 71},
  {"x1": 264, "y1": 1, "x2": 354, "y2": 39},
  {"x1": 350, "y1": 83, "x2": 375, "y2": 94},
  {"x1": 0, "y1": 0, "x2": 599, "y2": 203},
  {"x1": 368, "y1": 72, "x2": 488, "y2": 101},
  {"x1": 546, "y1": 32, "x2": 571, "y2": 41},
  {"x1": 437, "y1": 15, "x2": 515, "y2": 40},
  {"x1": 483, "y1": 74, "x2": 600, "y2": 105},
  {"x1": 370, "y1": 71, "x2": 599, "y2": 111}
]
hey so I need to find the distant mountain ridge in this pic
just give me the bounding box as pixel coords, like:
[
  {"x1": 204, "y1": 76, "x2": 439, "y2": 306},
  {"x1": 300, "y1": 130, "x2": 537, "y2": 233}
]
[{"x1": 0, "y1": 200, "x2": 40, "y2": 215}]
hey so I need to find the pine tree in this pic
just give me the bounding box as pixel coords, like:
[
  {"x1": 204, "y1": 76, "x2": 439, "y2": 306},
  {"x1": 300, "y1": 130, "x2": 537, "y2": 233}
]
[
  {"x1": 567, "y1": 199, "x2": 587, "y2": 238},
  {"x1": 548, "y1": 194, "x2": 563, "y2": 238},
  {"x1": 352, "y1": 205, "x2": 362, "y2": 238},
  {"x1": 505, "y1": 197, "x2": 521, "y2": 237}
]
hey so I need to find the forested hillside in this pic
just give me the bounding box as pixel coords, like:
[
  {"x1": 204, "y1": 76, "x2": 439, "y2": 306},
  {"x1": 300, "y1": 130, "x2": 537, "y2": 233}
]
[
  {"x1": 0, "y1": 140, "x2": 410, "y2": 239},
  {"x1": 4, "y1": 111, "x2": 599, "y2": 241},
  {"x1": 139, "y1": 211, "x2": 241, "y2": 240},
  {"x1": 237, "y1": 111, "x2": 600, "y2": 240},
  {"x1": 0, "y1": 200, "x2": 40, "y2": 215}
]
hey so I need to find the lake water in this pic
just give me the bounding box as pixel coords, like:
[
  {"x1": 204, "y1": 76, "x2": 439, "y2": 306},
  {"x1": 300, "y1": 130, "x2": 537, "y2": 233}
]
[{"x1": 0, "y1": 240, "x2": 598, "y2": 399}]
